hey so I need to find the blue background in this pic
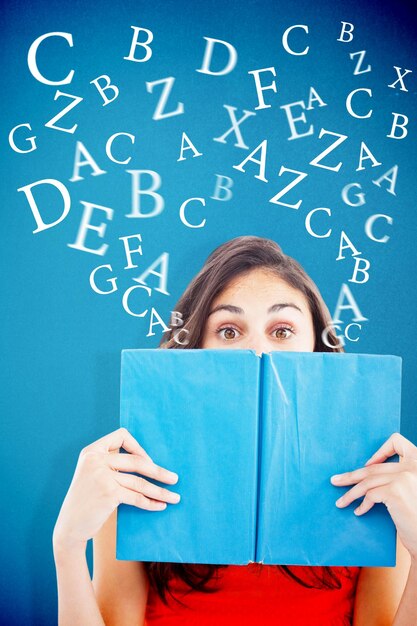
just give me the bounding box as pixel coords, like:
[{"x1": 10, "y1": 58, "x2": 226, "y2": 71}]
[{"x1": 1, "y1": 0, "x2": 416, "y2": 623}]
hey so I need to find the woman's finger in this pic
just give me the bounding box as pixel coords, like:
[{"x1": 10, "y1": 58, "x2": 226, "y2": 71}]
[
  {"x1": 118, "y1": 486, "x2": 169, "y2": 511},
  {"x1": 365, "y1": 432, "x2": 417, "y2": 466},
  {"x1": 331, "y1": 460, "x2": 405, "y2": 486},
  {"x1": 108, "y1": 452, "x2": 179, "y2": 485},
  {"x1": 115, "y1": 471, "x2": 181, "y2": 505},
  {"x1": 353, "y1": 486, "x2": 389, "y2": 515},
  {"x1": 82, "y1": 427, "x2": 154, "y2": 462},
  {"x1": 335, "y1": 473, "x2": 395, "y2": 508}
]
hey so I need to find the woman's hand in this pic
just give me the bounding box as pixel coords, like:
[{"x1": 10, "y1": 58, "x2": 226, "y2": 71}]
[
  {"x1": 53, "y1": 427, "x2": 181, "y2": 551},
  {"x1": 330, "y1": 432, "x2": 417, "y2": 560}
]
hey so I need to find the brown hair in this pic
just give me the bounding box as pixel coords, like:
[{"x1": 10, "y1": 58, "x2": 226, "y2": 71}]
[{"x1": 144, "y1": 236, "x2": 349, "y2": 606}]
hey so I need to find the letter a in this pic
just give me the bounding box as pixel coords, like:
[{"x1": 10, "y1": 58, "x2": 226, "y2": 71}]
[{"x1": 177, "y1": 132, "x2": 203, "y2": 162}]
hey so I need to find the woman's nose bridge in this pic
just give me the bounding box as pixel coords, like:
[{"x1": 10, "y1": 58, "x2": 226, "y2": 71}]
[{"x1": 242, "y1": 330, "x2": 273, "y2": 354}]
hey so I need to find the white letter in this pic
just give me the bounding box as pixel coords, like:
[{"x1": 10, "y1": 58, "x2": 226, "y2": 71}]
[
  {"x1": 44, "y1": 91, "x2": 83, "y2": 134},
  {"x1": 173, "y1": 328, "x2": 190, "y2": 345},
  {"x1": 196, "y1": 37, "x2": 237, "y2": 76},
  {"x1": 105, "y1": 132, "x2": 135, "y2": 165},
  {"x1": 248, "y1": 67, "x2": 277, "y2": 110},
  {"x1": 124, "y1": 26, "x2": 153, "y2": 62},
  {"x1": 213, "y1": 105, "x2": 256, "y2": 149},
  {"x1": 119, "y1": 234, "x2": 143, "y2": 269},
  {"x1": 349, "y1": 50, "x2": 371, "y2": 75},
  {"x1": 387, "y1": 113, "x2": 409, "y2": 140},
  {"x1": 332, "y1": 283, "x2": 368, "y2": 323},
  {"x1": 269, "y1": 167, "x2": 307, "y2": 208},
  {"x1": 122, "y1": 281, "x2": 151, "y2": 317},
  {"x1": 28, "y1": 32, "x2": 74, "y2": 85},
  {"x1": 67, "y1": 201, "x2": 113, "y2": 255},
  {"x1": 179, "y1": 197, "x2": 206, "y2": 228},
  {"x1": 280, "y1": 100, "x2": 313, "y2": 140},
  {"x1": 134, "y1": 252, "x2": 169, "y2": 295},
  {"x1": 282, "y1": 24, "x2": 309, "y2": 55},
  {"x1": 17, "y1": 178, "x2": 70, "y2": 233},
  {"x1": 306, "y1": 86, "x2": 327, "y2": 110},
  {"x1": 233, "y1": 139, "x2": 268, "y2": 182},
  {"x1": 90, "y1": 75, "x2": 119, "y2": 106},
  {"x1": 344, "y1": 323, "x2": 361, "y2": 342},
  {"x1": 147, "y1": 308, "x2": 170, "y2": 337},
  {"x1": 365, "y1": 214, "x2": 393, "y2": 243},
  {"x1": 126, "y1": 170, "x2": 164, "y2": 218},
  {"x1": 338, "y1": 22, "x2": 354, "y2": 43},
  {"x1": 349, "y1": 257, "x2": 370, "y2": 284},
  {"x1": 305, "y1": 207, "x2": 332, "y2": 238},
  {"x1": 356, "y1": 141, "x2": 381, "y2": 171},
  {"x1": 170, "y1": 311, "x2": 184, "y2": 327},
  {"x1": 89, "y1": 264, "x2": 118, "y2": 294},
  {"x1": 341, "y1": 182, "x2": 365, "y2": 206},
  {"x1": 177, "y1": 132, "x2": 203, "y2": 162},
  {"x1": 388, "y1": 66, "x2": 412, "y2": 92},
  {"x1": 336, "y1": 231, "x2": 361, "y2": 260},
  {"x1": 211, "y1": 174, "x2": 233, "y2": 201},
  {"x1": 8, "y1": 123, "x2": 37, "y2": 153},
  {"x1": 372, "y1": 165, "x2": 398, "y2": 196},
  {"x1": 321, "y1": 323, "x2": 345, "y2": 348},
  {"x1": 309, "y1": 128, "x2": 348, "y2": 171},
  {"x1": 69, "y1": 141, "x2": 106, "y2": 182},
  {"x1": 346, "y1": 88, "x2": 373, "y2": 119},
  {"x1": 146, "y1": 77, "x2": 184, "y2": 120}
]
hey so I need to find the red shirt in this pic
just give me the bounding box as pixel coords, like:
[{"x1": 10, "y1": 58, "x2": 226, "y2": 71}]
[{"x1": 145, "y1": 564, "x2": 361, "y2": 625}]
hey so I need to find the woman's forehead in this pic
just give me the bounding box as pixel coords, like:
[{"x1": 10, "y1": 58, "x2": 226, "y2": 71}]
[{"x1": 212, "y1": 270, "x2": 309, "y2": 310}]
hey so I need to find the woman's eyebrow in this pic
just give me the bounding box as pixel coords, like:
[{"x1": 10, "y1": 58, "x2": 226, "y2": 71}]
[
  {"x1": 208, "y1": 303, "x2": 303, "y2": 317},
  {"x1": 268, "y1": 303, "x2": 303, "y2": 314},
  {"x1": 208, "y1": 304, "x2": 243, "y2": 317}
]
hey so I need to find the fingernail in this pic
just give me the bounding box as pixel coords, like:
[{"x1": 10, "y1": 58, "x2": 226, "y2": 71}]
[
  {"x1": 331, "y1": 474, "x2": 342, "y2": 483},
  {"x1": 172, "y1": 493, "x2": 181, "y2": 503},
  {"x1": 335, "y1": 497, "x2": 344, "y2": 506}
]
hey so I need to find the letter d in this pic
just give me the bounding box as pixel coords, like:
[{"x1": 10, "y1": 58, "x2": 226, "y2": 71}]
[
  {"x1": 17, "y1": 178, "x2": 71, "y2": 233},
  {"x1": 196, "y1": 37, "x2": 237, "y2": 76}
]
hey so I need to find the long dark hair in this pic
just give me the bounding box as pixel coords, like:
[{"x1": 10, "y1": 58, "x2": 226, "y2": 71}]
[{"x1": 144, "y1": 236, "x2": 350, "y2": 605}]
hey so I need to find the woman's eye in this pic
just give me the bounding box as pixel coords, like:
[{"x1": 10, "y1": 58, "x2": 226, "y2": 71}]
[
  {"x1": 217, "y1": 326, "x2": 240, "y2": 340},
  {"x1": 273, "y1": 326, "x2": 294, "y2": 340}
]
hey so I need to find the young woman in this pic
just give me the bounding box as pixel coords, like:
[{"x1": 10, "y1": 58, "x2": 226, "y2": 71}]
[{"x1": 53, "y1": 236, "x2": 417, "y2": 625}]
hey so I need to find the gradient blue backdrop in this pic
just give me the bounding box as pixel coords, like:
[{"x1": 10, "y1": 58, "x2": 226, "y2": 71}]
[{"x1": 1, "y1": 0, "x2": 416, "y2": 623}]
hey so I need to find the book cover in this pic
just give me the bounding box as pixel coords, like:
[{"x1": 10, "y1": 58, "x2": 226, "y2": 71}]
[{"x1": 117, "y1": 349, "x2": 401, "y2": 566}]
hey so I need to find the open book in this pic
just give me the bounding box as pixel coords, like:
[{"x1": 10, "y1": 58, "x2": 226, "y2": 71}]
[{"x1": 116, "y1": 349, "x2": 401, "y2": 566}]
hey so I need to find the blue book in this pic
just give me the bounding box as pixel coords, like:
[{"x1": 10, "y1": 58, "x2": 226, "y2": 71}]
[{"x1": 116, "y1": 349, "x2": 401, "y2": 566}]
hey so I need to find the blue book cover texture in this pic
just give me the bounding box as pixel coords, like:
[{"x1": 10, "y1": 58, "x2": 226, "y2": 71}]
[
  {"x1": 116, "y1": 349, "x2": 401, "y2": 566},
  {"x1": 256, "y1": 352, "x2": 401, "y2": 566},
  {"x1": 117, "y1": 349, "x2": 260, "y2": 564}
]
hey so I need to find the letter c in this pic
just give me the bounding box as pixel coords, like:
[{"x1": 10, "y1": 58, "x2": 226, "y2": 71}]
[
  {"x1": 179, "y1": 197, "x2": 206, "y2": 228},
  {"x1": 282, "y1": 25, "x2": 309, "y2": 56},
  {"x1": 344, "y1": 323, "x2": 361, "y2": 342},
  {"x1": 122, "y1": 282, "x2": 152, "y2": 317},
  {"x1": 365, "y1": 214, "x2": 393, "y2": 243},
  {"x1": 346, "y1": 88, "x2": 373, "y2": 119},
  {"x1": 305, "y1": 207, "x2": 332, "y2": 238},
  {"x1": 28, "y1": 32, "x2": 74, "y2": 85}
]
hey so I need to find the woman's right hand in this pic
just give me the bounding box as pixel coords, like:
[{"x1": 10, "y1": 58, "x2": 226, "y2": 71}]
[{"x1": 53, "y1": 427, "x2": 181, "y2": 551}]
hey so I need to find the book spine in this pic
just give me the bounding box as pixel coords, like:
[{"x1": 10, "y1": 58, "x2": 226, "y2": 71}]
[{"x1": 253, "y1": 354, "x2": 264, "y2": 563}]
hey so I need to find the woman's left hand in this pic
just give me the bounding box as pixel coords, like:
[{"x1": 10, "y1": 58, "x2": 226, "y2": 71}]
[{"x1": 330, "y1": 432, "x2": 417, "y2": 560}]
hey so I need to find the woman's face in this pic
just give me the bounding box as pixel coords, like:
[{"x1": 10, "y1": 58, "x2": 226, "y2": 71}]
[{"x1": 201, "y1": 268, "x2": 315, "y2": 355}]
